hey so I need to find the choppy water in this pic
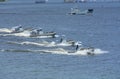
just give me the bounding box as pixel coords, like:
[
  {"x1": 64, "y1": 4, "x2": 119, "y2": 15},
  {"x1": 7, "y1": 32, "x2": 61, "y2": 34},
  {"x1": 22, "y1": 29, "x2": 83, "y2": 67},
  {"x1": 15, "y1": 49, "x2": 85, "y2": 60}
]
[{"x1": 0, "y1": 1, "x2": 120, "y2": 79}]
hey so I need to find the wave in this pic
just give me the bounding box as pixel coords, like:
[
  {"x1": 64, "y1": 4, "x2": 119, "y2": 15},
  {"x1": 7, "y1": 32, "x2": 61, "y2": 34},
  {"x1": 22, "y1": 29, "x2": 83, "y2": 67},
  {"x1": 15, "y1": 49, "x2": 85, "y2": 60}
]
[
  {"x1": 7, "y1": 41, "x2": 56, "y2": 47},
  {"x1": 0, "y1": 31, "x2": 30, "y2": 37},
  {"x1": 7, "y1": 40, "x2": 81, "y2": 47},
  {"x1": 0, "y1": 49, "x2": 33, "y2": 53},
  {"x1": 0, "y1": 48, "x2": 69, "y2": 55},
  {"x1": 42, "y1": 48, "x2": 108, "y2": 56},
  {"x1": 74, "y1": 48, "x2": 108, "y2": 55},
  {"x1": 0, "y1": 28, "x2": 12, "y2": 33},
  {"x1": 0, "y1": 48, "x2": 108, "y2": 56}
]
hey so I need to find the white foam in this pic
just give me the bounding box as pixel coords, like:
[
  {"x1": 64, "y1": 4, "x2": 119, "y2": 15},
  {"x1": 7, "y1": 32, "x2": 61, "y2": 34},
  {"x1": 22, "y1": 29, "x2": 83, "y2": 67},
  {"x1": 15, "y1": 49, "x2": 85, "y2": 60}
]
[
  {"x1": 23, "y1": 41, "x2": 56, "y2": 47},
  {"x1": 70, "y1": 48, "x2": 108, "y2": 56},
  {"x1": 38, "y1": 48, "x2": 109, "y2": 56},
  {"x1": 57, "y1": 43, "x2": 72, "y2": 46},
  {"x1": 32, "y1": 36, "x2": 55, "y2": 38},
  {"x1": 0, "y1": 28, "x2": 12, "y2": 33},
  {"x1": 40, "y1": 48, "x2": 68, "y2": 54},
  {"x1": 55, "y1": 35, "x2": 59, "y2": 37},
  {"x1": 0, "y1": 49, "x2": 34, "y2": 52},
  {"x1": 7, "y1": 40, "x2": 79, "y2": 47},
  {"x1": 93, "y1": 48, "x2": 108, "y2": 54},
  {"x1": 0, "y1": 31, "x2": 30, "y2": 37},
  {"x1": 7, "y1": 41, "x2": 56, "y2": 47},
  {"x1": 0, "y1": 48, "x2": 108, "y2": 56},
  {"x1": 13, "y1": 31, "x2": 31, "y2": 37}
]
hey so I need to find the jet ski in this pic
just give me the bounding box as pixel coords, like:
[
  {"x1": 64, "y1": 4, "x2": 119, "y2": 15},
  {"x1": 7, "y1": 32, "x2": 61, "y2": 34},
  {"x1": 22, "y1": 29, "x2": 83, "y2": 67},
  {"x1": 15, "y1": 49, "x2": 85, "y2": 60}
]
[{"x1": 11, "y1": 25, "x2": 24, "y2": 33}]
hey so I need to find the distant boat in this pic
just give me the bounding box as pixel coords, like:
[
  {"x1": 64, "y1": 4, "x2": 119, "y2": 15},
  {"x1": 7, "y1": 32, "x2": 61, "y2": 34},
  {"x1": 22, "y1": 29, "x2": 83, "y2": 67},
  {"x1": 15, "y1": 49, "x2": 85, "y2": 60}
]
[
  {"x1": 35, "y1": 0, "x2": 46, "y2": 4},
  {"x1": 64, "y1": 0, "x2": 76, "y2": 3},
  {"x1": 68, "y1": 8, "x2": 93, "y2": 15}
]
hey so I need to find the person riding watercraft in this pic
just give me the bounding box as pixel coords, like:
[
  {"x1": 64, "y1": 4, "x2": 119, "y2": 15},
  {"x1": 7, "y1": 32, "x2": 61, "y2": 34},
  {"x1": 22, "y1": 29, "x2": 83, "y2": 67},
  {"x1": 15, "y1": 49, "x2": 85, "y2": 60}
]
[
  {"x1": 30, "y1": 28, "x2": 43, "y2": 36},
  {"x1": 75, "y1": 45, "x2": 95, "y2": 55},
  {"x1": 11, "y1": 25, "x2": 24, "y2": 33},
  {"x1": 69, "y1": 8, "x2": 80, "y2": 15},
  {"x1": 59, "y1": 38, "x2": 76, "y2": 46},
  {"x1": 29, "y1": 28, "x2": 56, "y2": 38}
]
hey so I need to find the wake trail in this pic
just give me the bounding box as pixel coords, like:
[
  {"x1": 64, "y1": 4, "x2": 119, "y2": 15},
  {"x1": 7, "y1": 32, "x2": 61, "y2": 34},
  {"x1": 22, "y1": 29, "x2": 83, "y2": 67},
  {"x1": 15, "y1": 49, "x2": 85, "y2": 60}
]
[{"x1": 0, "y1": 48, "x2": 108, "y2": 56}]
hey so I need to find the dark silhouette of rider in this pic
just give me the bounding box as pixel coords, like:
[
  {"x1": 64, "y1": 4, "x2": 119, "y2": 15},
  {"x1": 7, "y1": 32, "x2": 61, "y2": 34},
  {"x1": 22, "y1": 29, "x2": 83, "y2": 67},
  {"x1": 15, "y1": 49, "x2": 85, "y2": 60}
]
[{"x1": 76, "y1": 45, "x2": 79, "y2": 51}]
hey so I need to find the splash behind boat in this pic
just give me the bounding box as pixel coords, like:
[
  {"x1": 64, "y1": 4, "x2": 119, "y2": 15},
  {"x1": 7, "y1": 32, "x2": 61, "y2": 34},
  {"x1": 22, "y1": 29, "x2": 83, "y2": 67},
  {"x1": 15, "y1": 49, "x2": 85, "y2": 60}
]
[
  {"x1": 7, "y1": 38, "x2": 81, "y2": 47},
  {"x1": 0, "y1": 25, "x2": 24, "y2": 33}
]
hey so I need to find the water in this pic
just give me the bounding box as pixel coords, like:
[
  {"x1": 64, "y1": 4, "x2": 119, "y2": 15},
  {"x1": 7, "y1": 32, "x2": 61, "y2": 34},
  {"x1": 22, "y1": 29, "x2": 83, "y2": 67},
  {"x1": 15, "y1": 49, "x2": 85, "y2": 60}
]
[{"x1": 0, "y1": 1, "x2": 120, "y2": 79}]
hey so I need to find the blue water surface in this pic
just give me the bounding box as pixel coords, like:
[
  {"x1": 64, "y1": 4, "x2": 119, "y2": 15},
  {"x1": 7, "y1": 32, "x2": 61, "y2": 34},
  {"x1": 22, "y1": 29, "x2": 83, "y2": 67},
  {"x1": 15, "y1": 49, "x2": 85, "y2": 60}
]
[{"x1": 0, "y1": 1, "x2": 120, "y2": 79}]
